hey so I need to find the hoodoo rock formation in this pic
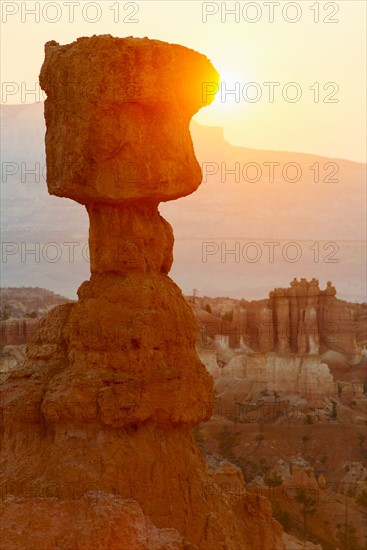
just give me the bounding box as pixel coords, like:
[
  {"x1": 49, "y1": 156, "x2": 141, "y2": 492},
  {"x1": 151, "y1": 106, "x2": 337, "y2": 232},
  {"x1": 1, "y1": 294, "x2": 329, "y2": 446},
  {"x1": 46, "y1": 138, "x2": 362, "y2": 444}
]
[
  {"x1": 270, "y1": 278, "x2": 334, "y2": 355},
  {"x1": 0, "y1": 36, "x2": 284, "y2": 549},
  {"x1": 268, "y1": 278, "x2": 361, "y2": 356},
  {"x1": 200, "y1": 279, "x2": 363, "y2": 358}
]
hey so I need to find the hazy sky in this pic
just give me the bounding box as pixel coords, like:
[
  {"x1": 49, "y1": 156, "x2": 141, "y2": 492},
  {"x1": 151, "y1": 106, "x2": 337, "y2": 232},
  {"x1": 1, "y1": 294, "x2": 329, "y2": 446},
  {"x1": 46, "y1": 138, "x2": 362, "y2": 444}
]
[{"x1": 1, "y1": 0, "x2": 366, "y2": 161}]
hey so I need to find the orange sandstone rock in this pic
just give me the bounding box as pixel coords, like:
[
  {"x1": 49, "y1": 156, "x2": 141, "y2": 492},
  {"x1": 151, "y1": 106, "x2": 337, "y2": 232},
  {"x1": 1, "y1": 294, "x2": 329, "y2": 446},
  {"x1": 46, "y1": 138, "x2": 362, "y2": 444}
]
[
  {"x1": 0, "y1": 35, "x2": 284, "y2": 549},
  {"x1": 0, "y1": 494, "x2": 186, "y2": 550},
  {"x1": 39, "y1": 35, "x2": 218, "y2": 204}
]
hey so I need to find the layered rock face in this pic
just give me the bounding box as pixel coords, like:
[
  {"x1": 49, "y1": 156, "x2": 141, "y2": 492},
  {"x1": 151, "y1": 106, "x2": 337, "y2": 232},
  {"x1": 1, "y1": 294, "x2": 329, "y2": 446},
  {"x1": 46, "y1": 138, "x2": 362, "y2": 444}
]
[
  {"x1": 1, "y1": 319, "x2": 37, "y2": 345},
  {"x1": 216, "y1": 352, "x2": 336, "y2": 405},
  {"x1": 241, "y1": 279, "x2": 361, "y2": 357},
  {"x1": 0, "y1": 36, "x2": 284, "y2": 549},
  {"x1": 270, "y1": 278, "x2": 351, "y2": 355}
]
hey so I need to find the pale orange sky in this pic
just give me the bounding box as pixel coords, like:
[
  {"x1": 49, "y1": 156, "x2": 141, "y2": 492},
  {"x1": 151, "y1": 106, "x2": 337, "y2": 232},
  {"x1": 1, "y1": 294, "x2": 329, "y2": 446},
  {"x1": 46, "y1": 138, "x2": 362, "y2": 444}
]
[{"x1": 1, "y1": 0, "x2": 366, "y2": 161}]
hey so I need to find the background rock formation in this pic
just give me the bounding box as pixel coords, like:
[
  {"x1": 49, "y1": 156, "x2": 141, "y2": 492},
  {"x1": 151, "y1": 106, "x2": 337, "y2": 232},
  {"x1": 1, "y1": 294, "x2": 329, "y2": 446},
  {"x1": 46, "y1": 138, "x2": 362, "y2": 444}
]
[
  {"x1": 0, "y1": 36, "x2": 284, "y2": 549},
  {"x1": 0, "y1": 319, "x2": 37, "y2": 345},
  {"x1": 266, "y1": 278, "x2": 360, "y2": 357},
  {"x1": 209, "y1": 352, "x2": 336, "y2": 407},
  {"x1": 196, "y1": 279, "x2": 365, "y2": 358}
]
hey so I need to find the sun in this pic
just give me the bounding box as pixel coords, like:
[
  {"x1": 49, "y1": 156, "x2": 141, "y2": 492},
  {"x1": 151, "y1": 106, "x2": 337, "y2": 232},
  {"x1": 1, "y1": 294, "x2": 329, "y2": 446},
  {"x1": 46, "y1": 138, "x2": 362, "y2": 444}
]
[
  {"x1": 195, "y1": 63, "x2": 251, "y2": 125},
  {"x1": 210, "y1": 67, "x2": 246, "y2": 111}
]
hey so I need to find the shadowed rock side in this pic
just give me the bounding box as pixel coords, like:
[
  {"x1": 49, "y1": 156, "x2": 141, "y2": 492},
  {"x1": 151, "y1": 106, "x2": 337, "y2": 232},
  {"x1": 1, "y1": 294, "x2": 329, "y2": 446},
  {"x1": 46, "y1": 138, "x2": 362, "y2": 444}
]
[{"x1": 0, "y1": 36, "x2": 284, "y2": 549}]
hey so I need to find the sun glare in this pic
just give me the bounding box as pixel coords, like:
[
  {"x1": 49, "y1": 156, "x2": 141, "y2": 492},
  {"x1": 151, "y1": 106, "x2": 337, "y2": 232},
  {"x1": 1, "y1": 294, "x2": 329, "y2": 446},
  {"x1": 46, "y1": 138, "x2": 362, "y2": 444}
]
[{"x1": 210, "y1": 67, "x2": 246, "y2": 112}]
